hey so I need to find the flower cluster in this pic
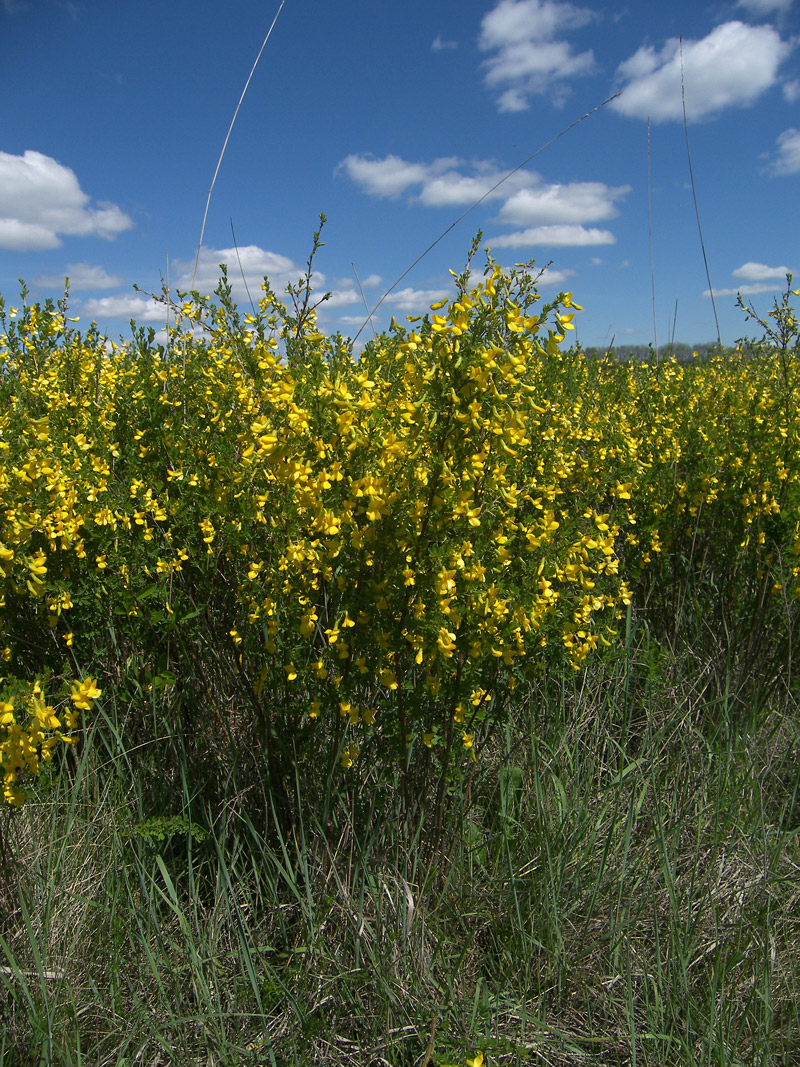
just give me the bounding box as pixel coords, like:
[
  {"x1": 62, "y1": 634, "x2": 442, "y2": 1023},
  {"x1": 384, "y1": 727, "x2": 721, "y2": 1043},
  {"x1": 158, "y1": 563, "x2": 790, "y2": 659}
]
[
  {"x1": 0, "y1": 676, "x2": 100, "y2": 805},
  {"x1": 1, "y1": 261, "x2": 798, "y2": 804}
]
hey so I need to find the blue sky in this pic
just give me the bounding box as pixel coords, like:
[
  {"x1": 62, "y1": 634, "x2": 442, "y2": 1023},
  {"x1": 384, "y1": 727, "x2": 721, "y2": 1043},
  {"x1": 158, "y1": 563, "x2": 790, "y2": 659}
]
[{"x1": 1, "y1": 0, "x2": 798, "y2": 349}]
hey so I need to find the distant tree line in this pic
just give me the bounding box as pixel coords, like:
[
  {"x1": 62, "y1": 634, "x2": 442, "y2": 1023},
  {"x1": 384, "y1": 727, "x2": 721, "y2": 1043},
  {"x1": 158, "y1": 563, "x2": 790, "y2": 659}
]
[{"x1": 580, "y1": 342, "x2": 724, "y2": 363}]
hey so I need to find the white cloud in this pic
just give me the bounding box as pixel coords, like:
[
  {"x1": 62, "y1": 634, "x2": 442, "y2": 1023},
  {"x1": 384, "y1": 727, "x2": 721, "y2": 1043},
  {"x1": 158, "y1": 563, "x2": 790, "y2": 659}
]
[
  {"x1": 319, "y1": 288, "x2": 361, "y2": 309},
  {"x1": 783, "y1": 79, "x2": 800, "y2": 102},
  {"x1": 736, "y1": 0, "x2": 794, "y2": 13},
  {"x1": 386, "y1": 286, "x2": 452, "y2": 313},
  {"x1": 732, "y1": 261, "x2": 793, "y2": 281},
  {"x1": 336, "y1": 154, "x2": 453, "y2": 198},
  {"x1": 705, "y1": 282, "x2": 788, "y2": 297},
  {"x1": 415, "y1": 169, "x2": 503, "y2": 208},
  {"x1": 498, "y1": 182, "x2": 630, "y2": 225},
  {"x1": 35, "y1": 263, "x2": 124, "y2": 290},
  {"x1": 488, "y1": 224, "x2": 616, "y2": 247},
  {"x1": 0, "y1": 150, "x2": 133, "y2": 250},
  {"x1": 83, "y1": 245, "x2": 342, "y2": 325},
  {"x1": 611, "y1": 21, "x2": 792, "y2": 122},
  {"x1": 485, "y1": 264, "x2": 576, "y2": 289},
  {"x1": 432, "y1": 35, "x2": 458, "y2": 51},
  {"x1": 703, "y1": 261, "x2": 795, "y2": 298},
  {"x1": 479, "y1": 0, "x2": 598, "y2": 110},
  {"x1": 82, "y1": 293, "x2": 167, "y2": 323},
  {"x1": 338, "y1": 314, "x2": 380, "y2": 327},
  {"x1": 338, "y1": 153, "x2": 525, "y2": 208},
  {"x1": 766, "y1": 128, "x2": 800, "y2": 174},
  {"x1": 530, "y1": 266, "x2": 575, "y2": 287},
  {"x1": 171, "y1": 245, "x2": 305, "y2": 300},
  {"x1": 416, "y1": 165, "x2": 533, "y2": 208},
  {"x1": 338, "y1": 154, "x2": 629, "y2": 236}
]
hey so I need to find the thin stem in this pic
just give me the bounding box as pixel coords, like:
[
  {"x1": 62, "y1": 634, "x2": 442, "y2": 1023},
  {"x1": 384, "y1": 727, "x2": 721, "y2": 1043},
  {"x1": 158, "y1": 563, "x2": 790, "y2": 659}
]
[
  {"x1": 648, "y1": 117, "x2": 659, "y2": 366},
  {"x1": 680, "y1": 37, "x2": 721, "y2": 346},
  {"x1": 192, "y1": 0, "x2": 288, "y2": 289},
  {"x1": 353, "y1": 89, "x2": 623, "y2": 343}
]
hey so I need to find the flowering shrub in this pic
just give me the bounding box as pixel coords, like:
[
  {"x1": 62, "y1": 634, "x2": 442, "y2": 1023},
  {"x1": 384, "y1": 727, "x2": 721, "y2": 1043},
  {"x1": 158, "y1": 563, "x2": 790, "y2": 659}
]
[
  {"x1": 0, "y1": 676, "x2": 100, "y2": 805},
  {"x1": 0, "y1": 255, "x2": 798, "y2": 810}
]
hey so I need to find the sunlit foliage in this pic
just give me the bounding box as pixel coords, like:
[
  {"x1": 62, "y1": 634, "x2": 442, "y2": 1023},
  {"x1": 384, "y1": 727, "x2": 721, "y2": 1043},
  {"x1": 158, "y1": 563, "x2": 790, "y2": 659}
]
[{"x1": 1, "y1": 253, "x2": 798, "y2": 809}]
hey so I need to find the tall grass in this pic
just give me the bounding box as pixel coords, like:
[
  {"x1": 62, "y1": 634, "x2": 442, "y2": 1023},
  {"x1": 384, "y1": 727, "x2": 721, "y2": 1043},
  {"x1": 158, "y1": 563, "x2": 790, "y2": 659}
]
[{"x1": 2, "y1": 604, "x2": 798, "y2": 1065}]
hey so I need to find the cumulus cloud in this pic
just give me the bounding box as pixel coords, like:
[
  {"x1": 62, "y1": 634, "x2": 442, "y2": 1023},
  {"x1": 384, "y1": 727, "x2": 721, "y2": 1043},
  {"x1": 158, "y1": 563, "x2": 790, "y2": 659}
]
[
  {"x1": 317, "y1": 287, "x2": 362, "y2": 309},
  {"x1": 81, "y1": 249, "x2": 374, "y2": 332},
  {"x1": 338, "y1": 153, "x2": 629, "y2": 239},
  {"x1": 703, "y1": 261, "x2": 795, "y2": 298},
  {"x1": 736, "y1": 0, "x2": 794, "y2": 13},
  {"x1": 35, "y1": 263, "x2": 124, "y2": 290},
  {"x1": 528, "y1": 266, "x2": 575, "y2": 287},
  {"x1": 498, "y1": 181, "x2": 630, "y2": 225},
  {"x1": 732, "y1": 261, "x2": 793, "y2": 281},
  {"x1": 414, "y1": 172, "x2": 495, "y2": 208},
  {"x1": 82, "y1": 293, "x2": 166, "y2": 323},
  {"x1": 338, "y1": 314, "x2": 377, "y2": 327},
  {"x1": 320, "y1": 275, "x2": 385, "y2": 316},
  {"x1": 335, "y1": 154, "x2": 455, "y2": 199},
  {"x1": 611, "y1": 21, "x2": 792, "y2": 122},
  {"x1": 0, "y1": 150, "x2": 133, "y2": 251},
  {"x1": 170, "y1": 245, "x2": 306, "y2": 300},
  {"x1": 488, "y1": 224, "x2": 616, "y2": 247},
  {"x1": 705, "y1": 283, "x2": 787, "y2": 297},
  {"x1": 339, "y1": 153, "x2": 537, "y2": 209},
  {"x1": 386, "y1": 286, "x2": 453, "y2": 313},
  {"x1": 765, "y1": 128, "x2": 800, "y2": 175},
  {"x1": 478, "y1": 0, "x2": 598, "y2": 110}
]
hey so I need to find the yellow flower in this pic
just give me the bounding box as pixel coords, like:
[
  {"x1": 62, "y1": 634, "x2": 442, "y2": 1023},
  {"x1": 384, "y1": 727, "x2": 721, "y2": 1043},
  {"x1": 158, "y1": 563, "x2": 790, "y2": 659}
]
[
  {"x1": 340, "y1": 743, "x2": 359, "y2": 769},
  {"x1": 70, "y1": 677, "x2": 102, "y2": 710},
  {"x1": 379, "y1": 668, "x2": 398, "y2": 690},
  {"x1": 436, "y1": 628, "x2": 457, "y2": 657},
  {"x1": 26, "y1": 551, "x2": 47, "y2": 577},
  {"x1": 31, "y1": 697, "x2": 60, "y2": 731}
]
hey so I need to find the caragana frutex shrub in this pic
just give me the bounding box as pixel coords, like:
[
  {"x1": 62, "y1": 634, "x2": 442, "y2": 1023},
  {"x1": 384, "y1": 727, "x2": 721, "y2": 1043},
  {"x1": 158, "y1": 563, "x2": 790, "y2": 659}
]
[
  {"x1": 1, "y1": 254, "x2": 799, "y2": 815},
  {"x1": 0, "y1": 254, "x2": 634, "y2": 815},
  {"x1": 591, "y1": 295, "x2": 800, "y2": 694}
]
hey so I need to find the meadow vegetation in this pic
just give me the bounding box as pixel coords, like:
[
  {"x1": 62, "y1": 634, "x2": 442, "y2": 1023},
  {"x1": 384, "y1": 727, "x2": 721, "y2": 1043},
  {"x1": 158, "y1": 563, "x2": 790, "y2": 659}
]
[{"x1": 0, "y1": 237, "x2": 798, "y2": 1066}]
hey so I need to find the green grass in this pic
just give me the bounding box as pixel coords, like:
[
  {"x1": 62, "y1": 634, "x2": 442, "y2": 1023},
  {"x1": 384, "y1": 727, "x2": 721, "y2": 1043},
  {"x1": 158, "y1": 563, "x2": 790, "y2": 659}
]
[{"x1": 1, "y1": 611, "x2": 798, "y2": 1067}]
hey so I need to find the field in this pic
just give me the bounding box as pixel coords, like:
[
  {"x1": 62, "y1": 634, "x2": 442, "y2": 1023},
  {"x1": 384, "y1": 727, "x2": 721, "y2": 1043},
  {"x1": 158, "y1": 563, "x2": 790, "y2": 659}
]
[{"x1": 0, "y1": 250, "x2": 799, "y2": 1066}]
